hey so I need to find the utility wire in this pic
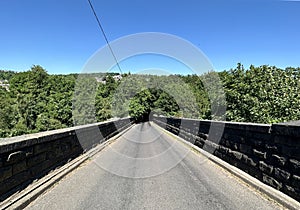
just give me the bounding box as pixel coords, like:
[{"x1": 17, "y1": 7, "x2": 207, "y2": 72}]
[{"x1": 87, "y1": 0, "x2": 123, "y2": 74}]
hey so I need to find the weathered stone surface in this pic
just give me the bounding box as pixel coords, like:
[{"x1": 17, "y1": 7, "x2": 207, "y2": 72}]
[
  {"x1": 223, "y1": 121, "x2": 271, "y2": 133},
  {"x1": 253, "y1": 140, "x2": 264, "y2": 148},
  {"x1": 0, "y1": 166, "x2": 12, "y2": 182},
  {"x1": 218, "y1": 146, "x2": 229, "y2": 154},
  {"x1": 223, "y1": 140, "x2": 229, "y2": 147},
  {"x1": 274, "y1": 135, "x2": 300, "y2": 148},
  {"x1": 284, "y1": 185, "x2": 300, "y2": 201},
  {"x1": 262, "y1": 174, "x2": 282, "y2": 190},
  {"x1": 0, "y1": 118, "x2": 131, "y2": 196},
  {"x1": 281, "y1": 146, "x2": 300, "y2": 159},
  {"x1": 289, "y1": 159, "x2": 300, "y2": 173},
  {"x1": 30, "y1": 160, "x2": 54, "y2": 176},
  {"x1": 232, "y1": 143, "x2": 238, "y2": 150},
  {"x1": 272, "y1": 123, "x2": 300, "y2": 137},
  {"x1": 249, "y1": 132, "x2": 271, "y2": 141},
  {"x1": 239, "y1": 144, "x2": 252, "y2": 155},
  {"x1": 224, "y1": 134, "x2": 245, "y2": 143},
  {"x1": 229, "y1": 150, "x2": 243, "y2": 160},
  {"x1": 25, "y1": 147, "x2": 34, "y2": 157},
  {"x1": 6, "y1": 151, "x2": 26, "y2": 163},
  {"x1": 274, "y1": 168, "x2": 290, "y2": 181},
  {"x1": 0, "y1": 170, "x2": 31, "y2": 195},
  {"x1": 285, "y1": 185, "x2": 296, "y2": 194},
  {"x1": 265, "y1": 144, "x2": 278, "y2": 153},
  {"x1": 271, "y1": 154, "x2": 286, "y2": 167},
  {"x1": 34, "y1": 143, "x2": 52, "y2": 155},
  {"x1": 253, "y1": 149, "x2": 267, "y2": 159},
  {"x1": 194, "y1": 141, "x2": 204, "y2": 148},
  {"x1": 197, "y1": 132, "x2": 208, "y2": 140},
  {"x1": 46, "y1": 151, "x2": 58, "y2": 160},
  {"x1": 243, "y1": 156, "x2": 258, "y2": 167},
  {"x1": 259, "y1": 161, "x2": 273, "y2": 174},
  {"x1": 291, "y1": 175, "x2": 300, "y2": 188},
  {"x1": 214, "y1": 150, "x2": 223, "y2": 159},
  {"x1": 153, "y1": 116, "x2": 300, "y2": 201},
  {"x1": 203, "y1": 141, "x2": 219, "y2": 153},
  {"x1": 12, "y1": 160, "x2": 27, "y2": 175},
  {"x1": 27, "y1": 152, "x2": 47, "y2": 167}
]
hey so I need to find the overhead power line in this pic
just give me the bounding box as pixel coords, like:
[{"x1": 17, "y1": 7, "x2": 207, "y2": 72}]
[{"x1": 87, "y1": 0, "x2": 123, "y2": 74}]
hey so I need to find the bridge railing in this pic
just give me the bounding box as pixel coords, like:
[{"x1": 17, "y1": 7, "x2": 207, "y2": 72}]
[
  {"x1": 153, "y1": 116, "x2": 300, "y2": 202},
  {"x1": 0, "y1": 118, "x2": 132, "y2": 201}
]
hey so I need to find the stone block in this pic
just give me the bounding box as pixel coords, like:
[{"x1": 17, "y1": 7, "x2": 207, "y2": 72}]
[
  {"x1": 0, "y1": 166, "x2": 12, "y2": 182},
  {"x1": 218, "y1": 146, "x2": 229, "y2": 154},
  {"x1": 46, "y1": 151, "x2": 58, "y2": 160},
  {"x1": 0, "y1": 170, "x2": 31, "y2": 195},
  {"x1": 274, "y1": 168, "x2": 290, "y2": 181},
  {"x1": 194, "y1": 140, "x2": 204, "y2": 148},
  {"x1": 239, "y1": 144, "x2": 252, "y2": 155},
  {"x1": 265, "y1": 144, "x2": 278, "y2": 153},
  {"x1": 247, "y1": 166, "x2": 262, "y2": 180},
  {"x1": 274, "y1": 135, "x2": 300, "y2": 147},
  {"x1": 262, "y1": 174, "x2": 282, "y2": 190},
  {"x1": 289, "y1": 159, "x2": 300, "y2": 174},
  {"x1": 284, "y1": 185, "x2": 300, "y2": 201},
  {"x1": 259, "y1": 161, "x2": 273, "y2": 174},
  {"x1": 225, "y1": 134, "x2": 245, "y2": 143},
  {"x1": 253, "y1": 140, "x2": 264, "y2": 148},
  {"x1": 203, "y1": 141, "x2": 218, "y2": 154},
  {"x1": 225, "y1": 140, "x2": 230, "y2": 147},
  {"x1": 243, "y1": 156, "x2": 258, "y2": 167},
  {"x1": 247, "y1": 124, "x2": 271, "y2": 133},
  {"x1": 229, "y1": 150, "x2": 243, "y2": 160},
  {"x1": 197, "y1": 132, "x2": 208, "y2": 140},
  {"x1": 12, "y1": 160, "x2": 27, "y2": 175},
  {"x1": 272, "y1": 123, "x2": 300, "y2": 137},
  {"x1": 281, "y1": 146, "x2": 300, "y2": 159},
  {"x1": 30, "y1": 160, "x2": 54, "y2": 176},
  {"x1": 25, "y1": 147, "x2": 34, "y2": 157},
  {"x1": 27, "y1": 153, "x2": 47, "y2": 167},
  {"x1": 291, "y1": 175, "x2": 300, "y2": 188},
  {"x1": 6, "y1": 151, "x2": 26, "y2": 163},
  {"x1": 250, "y1": 132, "x2": 271, "y2": 141},
  {"x1": 232, "y1": 143, "x2": 238, "y2": 150},
  {"x1": 214, "y1": 150, "x2": 223, "y2": 159},
  {"x1": 253, "y1": 149, "x2": 267, "y2": 159},
  {"x1": 34, "y1": 143, "x2": 52, "y2": 155},
  {"x1": 270, "y1": 154, "x2": 286, "y2": 167}
]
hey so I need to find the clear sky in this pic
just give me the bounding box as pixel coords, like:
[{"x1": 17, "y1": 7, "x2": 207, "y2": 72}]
[{"x1": 0, "y1": 0, "x2": 299, "y2": 74}]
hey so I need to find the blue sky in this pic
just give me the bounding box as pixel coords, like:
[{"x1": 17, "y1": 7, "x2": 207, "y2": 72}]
[{"x1": 0, "y1": 0, "x2": 299, "y2": 74}]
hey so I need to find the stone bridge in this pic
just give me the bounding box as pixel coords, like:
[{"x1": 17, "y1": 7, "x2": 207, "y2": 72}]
[{"x1": 0, "y1": 117, "x2": 299, "y2": 209}]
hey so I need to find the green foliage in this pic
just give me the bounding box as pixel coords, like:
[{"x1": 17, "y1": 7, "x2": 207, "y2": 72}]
[
  {"x1": 0, "y1": 65, "x2": 76, "y2": 137},
  {"x1": 0, "y1": 70, "x2": 16, "y2": 80},
  {"x1": 0, "y1": 88, "x2": 15, "y2": 131},
  {"x1": 72, "y1": 75, "x2": 98, "y2": 126},
  {"x1": 1, "y1": 63, "x2": 300, "y2": 138},
  {"x1": 36, "y1": 113, "x2": 64, "y2": 132},
  {"x1": 129, "y1": 89, "x2": 154, "y2": 121},
  {"x1": 220, "y1": 64, "x2": 300, "y2": 123},
  {"x1": 95, "y1": 75, "x2": 118, "y2": 121}
]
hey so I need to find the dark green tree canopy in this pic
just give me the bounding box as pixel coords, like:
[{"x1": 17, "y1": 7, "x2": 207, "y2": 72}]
[{"x1": 1, "y1": 64, "x2": 300, "y2": 138}]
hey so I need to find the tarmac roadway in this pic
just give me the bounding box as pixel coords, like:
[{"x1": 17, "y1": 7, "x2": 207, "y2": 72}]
[{"x1": 25, "y1": 122, "x2": 283, "y2": 210}]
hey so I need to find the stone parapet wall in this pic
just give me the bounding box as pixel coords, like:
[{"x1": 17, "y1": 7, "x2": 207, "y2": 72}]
[
  {"x1": 0, "y1": 118, "x2": 132, "y2": 200},
  {"x1": 153, "y1": 116, "x2": 300, "y2": 201}
]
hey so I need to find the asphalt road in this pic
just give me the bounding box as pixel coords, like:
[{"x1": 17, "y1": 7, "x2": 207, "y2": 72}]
[{"x1": 25, "y1": 122, "x2": 282, "y2": 210}]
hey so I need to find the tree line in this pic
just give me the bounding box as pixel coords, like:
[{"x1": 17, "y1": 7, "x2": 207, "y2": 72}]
[{"x1": 0, "y1": 64, "x2": 299, "y2": 138}]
